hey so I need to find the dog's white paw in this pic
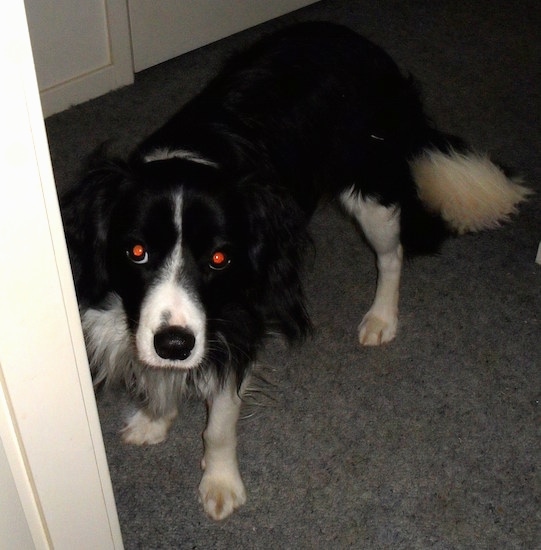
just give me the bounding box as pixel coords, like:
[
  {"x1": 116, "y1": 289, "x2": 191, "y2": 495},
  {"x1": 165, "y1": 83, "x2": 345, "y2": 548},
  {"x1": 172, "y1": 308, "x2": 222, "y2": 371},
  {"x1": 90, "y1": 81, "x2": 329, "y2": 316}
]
[
  {"x1": 358, "y1": 311, "x2": 397, "y2": 346},
  {"x1": 199, "y1": 470, "x2": 247, "y2": 521},
  {"x1": 120, "y1": 409, "x2": 176, "y2": 445}
]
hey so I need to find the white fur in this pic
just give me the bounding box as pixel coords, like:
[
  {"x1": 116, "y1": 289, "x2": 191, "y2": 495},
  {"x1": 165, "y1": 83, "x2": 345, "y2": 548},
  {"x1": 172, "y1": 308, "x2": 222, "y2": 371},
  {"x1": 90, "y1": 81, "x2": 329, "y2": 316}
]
[
  {"x1": 135, "y1": 193, "x2": 207, "y2": 369},
  {"x1": 340, "y1": 191, "x2": 403, "y2": 345},
  {"x1": 121, "y1": 408, "x2": 178, "y2": 445},
  {"x1": 135, "y1": 281, "x2": 206, "y2": 369},
  {"x1": 199, "y1": 377, "x2": 247, "y2": 520},
  {"x1": 82, "y1": 295, "x2": 243, "y2": 521},
  {"x1": 81, "y1": 294, "x2": 133, "y2": 385},
  {"x1": 410, "y1": 149, "x2": 530, "y2": 234},
  {"x1": 144, "y1": 147, "x2": 219, "y2": 167},
  {"x1": 81, "y1": 294, "x2": 204, "y2": 400}
]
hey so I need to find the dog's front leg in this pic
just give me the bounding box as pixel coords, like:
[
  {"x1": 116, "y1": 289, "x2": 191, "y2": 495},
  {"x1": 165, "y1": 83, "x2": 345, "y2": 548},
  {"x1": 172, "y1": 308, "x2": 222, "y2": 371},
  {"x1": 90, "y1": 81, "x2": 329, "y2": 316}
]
[
  {"x1": 199, "y1": 375, "x2": 246, "y2": 520},
  {"x1": 121, "y1": 407, "x2": 178, "y2": 445}
]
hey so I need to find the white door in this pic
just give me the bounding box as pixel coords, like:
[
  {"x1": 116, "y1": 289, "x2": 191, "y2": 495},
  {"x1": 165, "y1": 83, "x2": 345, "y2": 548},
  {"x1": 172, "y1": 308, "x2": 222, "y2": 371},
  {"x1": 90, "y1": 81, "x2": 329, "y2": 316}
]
[
  {"x1": 129, "y1": 0, "x2": 319, "y2": 71},
  {"x1": 24, "y1": 0, "x2": 133, "y2": 117},
  {"x1": 0, "y1": 3, "x2": 123, "y2": 548}
]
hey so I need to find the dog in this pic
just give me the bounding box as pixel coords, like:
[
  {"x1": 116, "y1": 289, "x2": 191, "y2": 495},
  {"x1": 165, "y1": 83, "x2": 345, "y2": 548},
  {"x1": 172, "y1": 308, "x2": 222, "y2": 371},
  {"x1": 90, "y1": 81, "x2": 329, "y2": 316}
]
[{"x1": 61, "y1": 22, "x2": 529, "y2": 520}]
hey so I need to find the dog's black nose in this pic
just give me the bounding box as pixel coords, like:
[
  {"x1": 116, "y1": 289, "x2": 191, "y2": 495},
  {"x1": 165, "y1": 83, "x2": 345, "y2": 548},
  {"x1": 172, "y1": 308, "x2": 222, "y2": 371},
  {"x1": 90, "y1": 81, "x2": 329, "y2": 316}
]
[{"x1": 154, "y1": 326, "x2": 196, "y2": 360}]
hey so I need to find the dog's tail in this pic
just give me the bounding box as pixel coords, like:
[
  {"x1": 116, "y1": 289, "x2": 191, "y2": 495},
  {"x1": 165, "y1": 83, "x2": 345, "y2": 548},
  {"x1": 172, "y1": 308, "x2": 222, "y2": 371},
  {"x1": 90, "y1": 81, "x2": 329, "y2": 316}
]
[{"x1": 410, "y1": 146, "x2": 531, "y2": 234}]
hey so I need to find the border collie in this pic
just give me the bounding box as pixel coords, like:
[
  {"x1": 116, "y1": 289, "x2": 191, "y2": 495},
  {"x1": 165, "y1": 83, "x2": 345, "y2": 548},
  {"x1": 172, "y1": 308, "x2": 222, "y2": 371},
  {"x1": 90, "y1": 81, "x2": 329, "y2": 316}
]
[{"x1": 61, "y1": 22, "x2": 529, "y2": 520}]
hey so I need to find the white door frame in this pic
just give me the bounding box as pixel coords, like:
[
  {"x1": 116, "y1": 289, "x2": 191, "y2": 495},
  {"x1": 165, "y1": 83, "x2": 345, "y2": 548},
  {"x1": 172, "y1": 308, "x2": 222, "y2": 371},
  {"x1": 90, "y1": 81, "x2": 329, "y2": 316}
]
[{"x1": 0, "y1": 3, "x2": 122, "y2": 548}]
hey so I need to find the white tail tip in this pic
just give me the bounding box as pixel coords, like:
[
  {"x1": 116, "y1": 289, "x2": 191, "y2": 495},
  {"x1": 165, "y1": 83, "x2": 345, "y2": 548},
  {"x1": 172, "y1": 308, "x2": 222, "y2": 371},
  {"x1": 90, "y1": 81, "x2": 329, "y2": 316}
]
[{"x1": 410, "y1": 149, "x2": 531, "y2": 234}]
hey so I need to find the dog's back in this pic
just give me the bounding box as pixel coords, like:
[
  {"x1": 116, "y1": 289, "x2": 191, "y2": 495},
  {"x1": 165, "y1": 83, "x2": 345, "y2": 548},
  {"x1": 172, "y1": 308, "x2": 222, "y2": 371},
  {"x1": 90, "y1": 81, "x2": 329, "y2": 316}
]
[{"x1": 137, "y1": 23, "x2": 430, "y2": 213}]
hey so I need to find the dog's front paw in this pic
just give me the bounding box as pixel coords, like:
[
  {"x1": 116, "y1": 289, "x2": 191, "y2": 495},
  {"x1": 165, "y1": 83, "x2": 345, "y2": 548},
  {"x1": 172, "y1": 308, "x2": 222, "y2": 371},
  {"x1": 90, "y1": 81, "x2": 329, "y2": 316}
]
[
  {"x1": 358, "y1": 311, "x2": 397, "y2": 346},
  {"x1": 120, "y1": 409, "x2": 177, "y2": 445},
  {"x1": 199, "y1": 470, "x2": 247, "y2": 521}
]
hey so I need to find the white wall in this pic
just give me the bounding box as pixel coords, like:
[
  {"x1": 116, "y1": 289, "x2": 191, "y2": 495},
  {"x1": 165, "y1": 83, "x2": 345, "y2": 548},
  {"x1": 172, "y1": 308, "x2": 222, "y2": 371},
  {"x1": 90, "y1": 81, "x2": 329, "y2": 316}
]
[{"x1": 129, "y1": 0, "x2": 320, "y2": 72}]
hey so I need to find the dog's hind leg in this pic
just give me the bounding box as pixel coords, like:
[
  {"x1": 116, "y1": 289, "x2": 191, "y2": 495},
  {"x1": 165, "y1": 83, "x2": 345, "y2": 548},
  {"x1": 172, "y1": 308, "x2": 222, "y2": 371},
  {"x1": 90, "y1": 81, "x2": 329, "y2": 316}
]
[
  {"x1": 199, "y1": 374, "x2": 247, "y2": 520},
  {"x1": 340, "y1": 191, "x2": 403, "y2": 346}
]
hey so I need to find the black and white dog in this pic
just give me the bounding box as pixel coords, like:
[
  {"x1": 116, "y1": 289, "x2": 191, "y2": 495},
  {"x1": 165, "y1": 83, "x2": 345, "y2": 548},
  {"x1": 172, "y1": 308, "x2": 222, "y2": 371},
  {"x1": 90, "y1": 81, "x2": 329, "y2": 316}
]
[{"x1": 62, "y1": 22, "x2": 528, "y2": 520}]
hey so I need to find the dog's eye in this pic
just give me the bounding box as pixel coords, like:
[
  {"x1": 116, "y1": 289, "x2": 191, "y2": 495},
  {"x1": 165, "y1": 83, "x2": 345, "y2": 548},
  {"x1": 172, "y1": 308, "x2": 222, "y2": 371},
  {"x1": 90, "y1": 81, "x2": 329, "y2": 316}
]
[
  {"x1": 209, "y1": 250, "x2": 231, "y2": 271},
  {"x1": 127, "y1": 243, "x2": 149, "y2": 264}
]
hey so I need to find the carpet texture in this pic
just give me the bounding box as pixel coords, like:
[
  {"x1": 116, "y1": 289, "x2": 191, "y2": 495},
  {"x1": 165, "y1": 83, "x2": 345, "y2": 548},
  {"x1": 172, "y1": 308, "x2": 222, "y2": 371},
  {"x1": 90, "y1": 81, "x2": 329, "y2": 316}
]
[{"x1": 46, "y1": 1, "x2": 540, "y2": 548}]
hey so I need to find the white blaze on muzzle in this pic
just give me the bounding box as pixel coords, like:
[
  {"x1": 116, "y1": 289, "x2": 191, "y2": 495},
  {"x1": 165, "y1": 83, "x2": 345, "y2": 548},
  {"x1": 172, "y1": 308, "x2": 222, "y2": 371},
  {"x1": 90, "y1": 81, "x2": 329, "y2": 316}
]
[{"x1": 135, "y1": 193, "x2": 207, "y2": 369}]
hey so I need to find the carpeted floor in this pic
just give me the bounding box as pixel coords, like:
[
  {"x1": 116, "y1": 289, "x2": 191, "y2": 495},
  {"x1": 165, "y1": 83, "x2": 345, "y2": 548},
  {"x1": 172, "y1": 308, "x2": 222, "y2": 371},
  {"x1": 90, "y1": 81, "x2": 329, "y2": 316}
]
[{"x1": 46, "y1": 1, "x2": 540, "y2": 548}]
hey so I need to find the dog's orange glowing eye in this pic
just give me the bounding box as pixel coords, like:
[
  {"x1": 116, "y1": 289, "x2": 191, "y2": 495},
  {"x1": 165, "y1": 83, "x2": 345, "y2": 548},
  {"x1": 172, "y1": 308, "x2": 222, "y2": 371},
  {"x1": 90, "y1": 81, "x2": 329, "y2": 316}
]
[
  {"x1": 127, "y1": 243, "x2": 149, "y2": 264},
  {"x1": 209, "y1": 250, "x2": 230, "y2": 270}
]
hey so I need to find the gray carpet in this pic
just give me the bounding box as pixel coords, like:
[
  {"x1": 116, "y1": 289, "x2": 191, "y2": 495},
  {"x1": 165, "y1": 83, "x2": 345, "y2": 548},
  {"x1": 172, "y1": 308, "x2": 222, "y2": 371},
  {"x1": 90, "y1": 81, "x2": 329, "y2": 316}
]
[{"x1": 46, "y1": 1, "x2": 540, "y2": 548}]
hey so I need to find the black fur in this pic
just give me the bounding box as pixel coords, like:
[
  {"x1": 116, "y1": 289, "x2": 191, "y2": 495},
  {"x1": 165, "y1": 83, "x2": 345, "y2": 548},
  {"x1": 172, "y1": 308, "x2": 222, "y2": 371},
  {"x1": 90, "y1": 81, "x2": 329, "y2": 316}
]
[
  {"x1": 62, "y1": 21, "x2": 457, "y2": 397},
  {"x1": 135, "y1": 22, "x2": 450, "y2": 252}
]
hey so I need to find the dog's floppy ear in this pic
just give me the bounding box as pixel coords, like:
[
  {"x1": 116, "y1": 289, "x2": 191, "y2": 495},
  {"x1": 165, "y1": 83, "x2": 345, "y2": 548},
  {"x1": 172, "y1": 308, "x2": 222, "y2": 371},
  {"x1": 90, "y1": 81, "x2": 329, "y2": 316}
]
[
  {"x1": 61, "y1": 152, "x2": 130, "y2": 305},
  {"x1": 239, "y1": 176, "x2": 312, "y2": 340}
]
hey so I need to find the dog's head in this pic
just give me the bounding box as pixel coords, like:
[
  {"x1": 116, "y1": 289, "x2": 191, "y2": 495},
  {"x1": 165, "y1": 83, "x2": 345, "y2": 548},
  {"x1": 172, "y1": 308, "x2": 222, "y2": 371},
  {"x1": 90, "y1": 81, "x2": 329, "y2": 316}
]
[{"x1": 63, "y1": 155, "x2": 309, "y2": 373}]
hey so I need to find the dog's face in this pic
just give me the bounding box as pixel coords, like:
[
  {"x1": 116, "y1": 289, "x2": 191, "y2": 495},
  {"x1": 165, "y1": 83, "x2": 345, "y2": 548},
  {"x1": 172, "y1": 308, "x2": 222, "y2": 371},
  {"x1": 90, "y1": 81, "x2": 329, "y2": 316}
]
[
  {"x1": 65, "y1": 156, "x2": 309, "y2": 374},
  {"x1": 100, "y1": 160, "x2": 255, "y2": 370}
]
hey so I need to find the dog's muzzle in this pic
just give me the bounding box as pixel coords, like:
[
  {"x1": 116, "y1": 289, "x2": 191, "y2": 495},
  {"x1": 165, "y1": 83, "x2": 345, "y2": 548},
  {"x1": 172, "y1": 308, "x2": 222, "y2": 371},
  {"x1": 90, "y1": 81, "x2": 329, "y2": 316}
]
[{"x1": 153, "y1": 326, "x2": 196, "y2": 361}]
